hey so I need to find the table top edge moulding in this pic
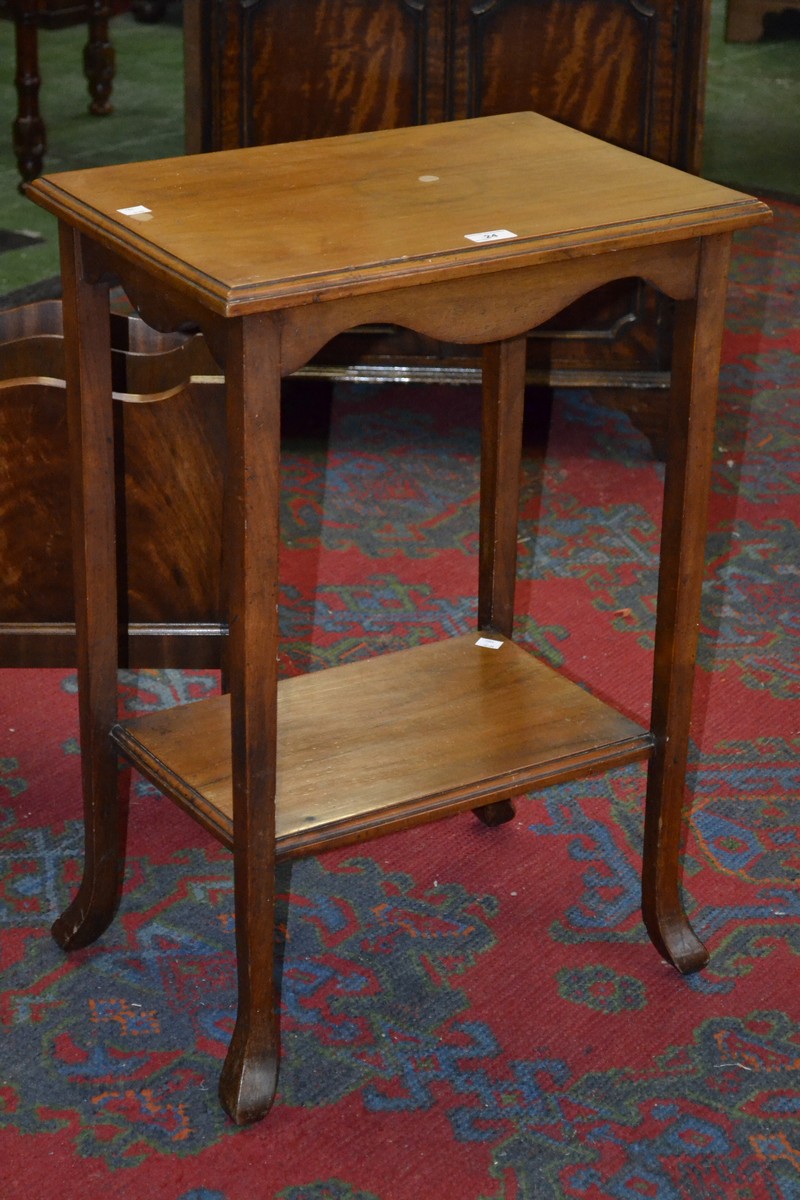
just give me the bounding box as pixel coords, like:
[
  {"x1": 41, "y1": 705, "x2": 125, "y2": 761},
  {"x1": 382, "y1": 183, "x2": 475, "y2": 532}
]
[{"x1": 27, "y1": 113, "x2": 770, "y2": 318}]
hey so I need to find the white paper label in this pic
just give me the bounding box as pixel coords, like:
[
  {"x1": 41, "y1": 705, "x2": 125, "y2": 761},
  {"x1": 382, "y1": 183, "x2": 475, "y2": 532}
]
[
  {"x1": 476, "y1": 637, "x2": 504, "y2": 649},
  {"x1": 117, "y1": 205, "x2": 151, "y2": 216},
  {"x1": 465, "y1": 229, "x2": 517, "y2": 244}
]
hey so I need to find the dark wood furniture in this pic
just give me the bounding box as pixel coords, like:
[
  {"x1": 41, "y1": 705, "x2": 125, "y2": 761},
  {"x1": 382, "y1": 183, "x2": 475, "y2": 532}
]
[
  {"x1": 183, "y1": 0, "x2": 713, "y2": 413},
  {"x1": 0, "y1": 0, "x2": 129, "y2": 188},
  {"x1": 28, "y1": 112, "x2": 768, "y2": 1124},
  {"x1": 0, "y1": 299, "x2": 226, "y2": 667}
]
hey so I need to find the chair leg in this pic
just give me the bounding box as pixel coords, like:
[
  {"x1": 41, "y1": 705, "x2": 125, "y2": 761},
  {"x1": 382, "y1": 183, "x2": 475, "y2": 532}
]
[
  {"x1": 12, "y1": 20, "x2": 46, "y2": 189},
  {"x1": 52, "y1": 225, "x2": 125, "y2": 951},
  {"x1": 83, "y1": 2, "x2": 115, "y2": 116},
  {"x1": 642, "y1": 233, "x2": 733, "y2": 975}
]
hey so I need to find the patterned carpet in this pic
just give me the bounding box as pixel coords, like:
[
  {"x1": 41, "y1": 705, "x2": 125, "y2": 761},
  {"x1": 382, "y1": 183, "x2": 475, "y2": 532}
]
[{"x1": 1, "y1": 202, "x2": 798, "y2": 1198}]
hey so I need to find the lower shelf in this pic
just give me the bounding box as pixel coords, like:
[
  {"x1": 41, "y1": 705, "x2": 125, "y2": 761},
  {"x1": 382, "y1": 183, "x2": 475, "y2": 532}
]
[{"x1": 112, "y1": 633, "x2": 654, "y2": 858}]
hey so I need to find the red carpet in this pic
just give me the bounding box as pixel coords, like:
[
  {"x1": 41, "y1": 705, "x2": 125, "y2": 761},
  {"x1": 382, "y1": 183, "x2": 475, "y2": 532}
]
[{"x1": 1, "y1": 202, "x2": 798, "y2": 1199}]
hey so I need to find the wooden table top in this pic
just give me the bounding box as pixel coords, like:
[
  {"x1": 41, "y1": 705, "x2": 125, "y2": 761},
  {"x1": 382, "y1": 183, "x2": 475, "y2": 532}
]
[{"x1": 29, "y1": 112, "x2": 769, "y2": 316}]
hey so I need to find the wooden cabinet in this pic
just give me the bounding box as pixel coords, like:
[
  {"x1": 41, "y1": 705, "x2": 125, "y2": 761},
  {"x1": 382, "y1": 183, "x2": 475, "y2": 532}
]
[{"x1": 184, "y1": 0, "x2": 711, "y2": 405}]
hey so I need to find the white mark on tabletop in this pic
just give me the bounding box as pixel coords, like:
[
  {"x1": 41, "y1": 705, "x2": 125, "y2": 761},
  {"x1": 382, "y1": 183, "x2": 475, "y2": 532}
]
[{"x1": 117, "y1": 205, "x2": 153, "y2": 222}]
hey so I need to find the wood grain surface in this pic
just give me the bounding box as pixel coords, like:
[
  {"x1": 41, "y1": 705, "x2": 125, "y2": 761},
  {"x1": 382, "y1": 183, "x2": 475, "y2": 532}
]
[
  {"x1": 28, "y1": 113, "x2": 768, "y2": 315},
  {"x1": 113, "y1": 634, "x2": 653, "y2": 857}
]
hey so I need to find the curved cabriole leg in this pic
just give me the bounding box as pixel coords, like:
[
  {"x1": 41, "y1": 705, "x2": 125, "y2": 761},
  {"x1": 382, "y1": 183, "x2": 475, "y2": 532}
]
[
  {"x1": 220, "y1": 1010, "x2": 279, "y2": 1125},
  {"x1": 642, "y1": 737, "x2": 709, "y2": 975},
  {"x1": 218, "y1": 313, "x2": 282, "y2": 1124},
  {"x1": 642, "y1": 234, "x2": 733, "y2": 976},
  {"x1": 52, "y1": 766, "x2": 129, "y2": 951},
  {"x1": 52, "y1": 225, "x2": 125, "y2": 951}
]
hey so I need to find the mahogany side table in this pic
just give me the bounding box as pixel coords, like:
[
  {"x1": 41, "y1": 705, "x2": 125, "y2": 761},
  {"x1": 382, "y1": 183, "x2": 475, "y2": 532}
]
[{"x1": 28, "y1": 113, "x2": 769, "y2": 1125}]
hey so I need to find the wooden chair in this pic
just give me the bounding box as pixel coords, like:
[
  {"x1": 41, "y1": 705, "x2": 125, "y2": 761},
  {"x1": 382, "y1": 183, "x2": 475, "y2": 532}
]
[{"x1": 0, "y1": 1, "x2": 128, "y2": 189}]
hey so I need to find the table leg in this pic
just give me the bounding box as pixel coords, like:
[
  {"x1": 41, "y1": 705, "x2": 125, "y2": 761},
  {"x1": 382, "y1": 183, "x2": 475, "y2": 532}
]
[
  {"x1": 218, "y1": 315, "x2": 281, "y2": 1124},
  {"x1": 52, "y1": 225, "x2": 126, "y2": 951},
  {"x1": 642, "y1": 232, "x2": 733, "y2": 974},
  {"x1": 83, "y1": 2, "x2": 115, "y2": 116},
  {"x1": 475, "y1": 336, "x2": 527, "y2": 828},
  {"x1": 12, "y1": 20, "x2": 45, "y2": 189}
]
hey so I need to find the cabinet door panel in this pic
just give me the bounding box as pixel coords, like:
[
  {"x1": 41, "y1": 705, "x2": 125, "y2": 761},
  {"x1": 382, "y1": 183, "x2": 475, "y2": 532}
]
[
  {"x1": 457, "y1": 0, "x2": 673, "y2": 160},
  {"x1": 196, "y1": 0, "x2": 441, "y2": 150}
]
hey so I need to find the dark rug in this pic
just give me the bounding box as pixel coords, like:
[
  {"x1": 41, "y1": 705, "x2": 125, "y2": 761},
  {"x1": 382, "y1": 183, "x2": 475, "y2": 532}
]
[
  {"x1": 0, "y1": 230, "x2": 45, "y2": 255},
  {"x1": 1, "y1": 202, "x2": 798, "y2": 1199},
  {"x1": 0, "y1": 276, "x2": 62, "y2": 312},
  {"x1": 0, "y1": 229, "x2": 58, "y2": 313}
]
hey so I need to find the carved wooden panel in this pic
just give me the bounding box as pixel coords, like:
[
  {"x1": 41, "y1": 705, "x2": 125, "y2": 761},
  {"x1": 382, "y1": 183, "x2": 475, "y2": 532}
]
[
  {"x1": 186, "y1": 0, "x2": 707, "y2": 164},
  {"x1": 0, "y1": 305, "x2": 227, "y2": 667},
  {"x1": 193, "y1": 0, "x2": 439, "y2": 151},
  {"x1": 458, "y1": 0, "x2": 660, "y2": 154}
]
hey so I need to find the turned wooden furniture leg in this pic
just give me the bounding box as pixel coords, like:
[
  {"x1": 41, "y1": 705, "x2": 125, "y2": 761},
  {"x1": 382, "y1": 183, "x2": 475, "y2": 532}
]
[
  {"x1": 52, "y1": 225, "x2": 127, "y2": 950},
  {"x1": 218, "y1": 315, "x2": 281, "y2": 1124},
  {"x1": 12, "y1": 19, "x2": 45, "y2": 189},
  {"x1": 7, "y1": 4, "x2": 115, "y2": 188},
  {"x1": 642, "y1": 233, "x2": 733, "y2": 974},
  {"x1": 475, "y1": 336, "x2": 527, "y2": 829},
  {"x1": 83, "y1": 2, "x2": 114, "y2": 116}
]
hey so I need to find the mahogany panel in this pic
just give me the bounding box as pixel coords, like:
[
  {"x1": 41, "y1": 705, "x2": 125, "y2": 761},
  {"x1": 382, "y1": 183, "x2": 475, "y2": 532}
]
[
  {"x1": 195, "y1": 0, "x2": 438, "y2": 151},
  {"x1": 460, "y1": 0, "x2": 657, "y2": 152},
  {"x1": 0, "y1": 304, "x2": 227, "y2": 666}
]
